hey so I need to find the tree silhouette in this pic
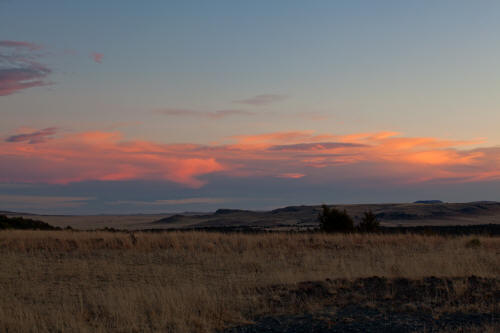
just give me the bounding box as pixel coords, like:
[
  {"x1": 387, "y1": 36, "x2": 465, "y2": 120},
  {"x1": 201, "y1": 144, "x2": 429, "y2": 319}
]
[
  {"x1": 318, "y1": 205, "x2": 354, "y2": 232},
  {"x1": 358, "y1": 210, "x2": 380, "y2": 233}
]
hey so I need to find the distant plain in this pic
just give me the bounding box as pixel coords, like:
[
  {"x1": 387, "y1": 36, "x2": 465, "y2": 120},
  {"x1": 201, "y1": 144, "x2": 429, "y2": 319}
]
[{"x1": 6, "y1": 201, "x2": 500, "y2": 231}]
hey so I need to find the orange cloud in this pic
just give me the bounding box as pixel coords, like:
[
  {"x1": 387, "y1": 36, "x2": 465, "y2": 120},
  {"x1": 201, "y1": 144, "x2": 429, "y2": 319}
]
[
  {"x1": 0, "y1": 130, "x2": 225, "y2": 187},
  {"x1": 277, "y1": 173, "x2": 305, "y2": 179},
  {"x1": 223, "y1": 130, "x2": 499, "y2": 183},
  {"x1": 1, "y1": 129, "x2": 499, "y2": 187}
]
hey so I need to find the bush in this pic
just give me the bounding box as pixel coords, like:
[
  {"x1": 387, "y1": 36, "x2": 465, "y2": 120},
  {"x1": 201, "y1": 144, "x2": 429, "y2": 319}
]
[
  {"x1": 318, "y1": 205, "x2": 354, "y2": 233},
  {"x1": 358, "y1": 210, "x2": 380, "y2": 233},
  {"x1": 0, "y1": 215, "x2": 59, "y2": 230}
]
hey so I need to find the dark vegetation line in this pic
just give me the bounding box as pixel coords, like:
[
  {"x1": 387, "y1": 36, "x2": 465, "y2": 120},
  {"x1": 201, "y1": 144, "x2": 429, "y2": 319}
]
[
  {"x1": 319, "y1": 205, "x2": 380, "y2": 233},
  {"x1": 1, "y1": 212, "x2": 500, "y2": 235},
  {"x1": 139, "y1": 225, "x2": 500, "y2": 236},
  {"x1": 317, "y1": 205, "x2": 500, "y2": 235},
  {"x1": 0, "y1": 215, "x2": 60, "y2": 230}
]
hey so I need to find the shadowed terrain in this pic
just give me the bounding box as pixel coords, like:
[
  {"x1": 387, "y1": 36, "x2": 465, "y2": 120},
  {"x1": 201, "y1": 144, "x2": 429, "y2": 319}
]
[
  {"x1": 4, "y1": 201, "x2": 500, "y2": 231},
  {"x1": 153, "y1": 201, "x2": 500, "y2": 230},
  {"x1": 225, "y1": 277, "x2": 499, "y2": 333}
]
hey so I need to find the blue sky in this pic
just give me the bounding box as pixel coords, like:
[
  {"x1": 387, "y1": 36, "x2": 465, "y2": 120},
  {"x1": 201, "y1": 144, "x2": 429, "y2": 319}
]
[{"x1": 1, "y1": 1, "x2": 500, "y2": 213}]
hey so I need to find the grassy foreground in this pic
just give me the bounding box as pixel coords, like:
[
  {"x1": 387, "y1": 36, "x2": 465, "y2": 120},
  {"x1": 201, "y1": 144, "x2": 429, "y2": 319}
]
[{"x1": 0, "y1": 231, "x2": 499, "y2": 332}]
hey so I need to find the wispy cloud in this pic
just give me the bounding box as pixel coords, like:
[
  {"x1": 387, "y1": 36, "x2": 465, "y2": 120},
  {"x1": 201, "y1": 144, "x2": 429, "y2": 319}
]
[
  {"x1": 276, "y1": 173, "x2": 305, "y2": 179},
  {"x1": 0, "y1": 40, "x2": 43, "y2": 51},
  {"x1": 294, "y1": 112, "x2": 330, "y2": 121},
  {"x1": 155, "y1": 108, "x2": 254, "y2": 119},
  {"x1": 110, "y1": 197, "x2": 231, "y2": 206},
  {"x1": 232, "y1": 130, "x2": 330, "y2": 144},
  {"x1": 233, "y1": 94, "x2": 287, "y2": 106},
  {"x1": 269, "y1": 142, "x2": 366, "y2": 151},
  {"x1": 0, "y1": 40, "x2": 51, "y2": 96},
  {"x1": 0, "y1": 67, "x2": 52, "y2": 96},
  {"x1": 5, "y1": 127, "x2": 58, "y2": 144},
  {"x1": 0, "y1": 194, "x2": 92, "y2": 209},
  {"x1": 91, "y1": 52, "x2": 103, "y2": 63}
]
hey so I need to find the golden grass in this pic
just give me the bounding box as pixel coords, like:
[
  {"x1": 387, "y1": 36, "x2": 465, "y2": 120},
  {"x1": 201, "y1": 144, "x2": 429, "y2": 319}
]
[{"x1": 0, "y1": 231, "x2": 499, "y2": 332}]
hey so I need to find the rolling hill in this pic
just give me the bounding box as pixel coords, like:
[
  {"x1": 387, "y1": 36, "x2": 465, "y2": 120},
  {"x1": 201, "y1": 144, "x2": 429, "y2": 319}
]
[{"x1": 152, "y1": 201, "x2": 500, "y2": 230}]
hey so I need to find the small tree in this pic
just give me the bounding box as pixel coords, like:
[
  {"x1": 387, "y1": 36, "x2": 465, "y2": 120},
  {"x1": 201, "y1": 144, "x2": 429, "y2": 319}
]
[
  {"x1": 318, "y1": 204, "x2": 354, "y2": 233},
  {"x1": 358, "y1": 210, "x2": 380, "y2": 233}
]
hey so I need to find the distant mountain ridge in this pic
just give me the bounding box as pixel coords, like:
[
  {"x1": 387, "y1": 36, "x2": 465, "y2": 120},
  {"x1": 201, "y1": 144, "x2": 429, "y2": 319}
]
[
  {"x1": 414, "y1": 200, "x2": 443, "y2": 204},
  {"x1": 0, "y1": 210, "x2": 34, "y2": 216}
]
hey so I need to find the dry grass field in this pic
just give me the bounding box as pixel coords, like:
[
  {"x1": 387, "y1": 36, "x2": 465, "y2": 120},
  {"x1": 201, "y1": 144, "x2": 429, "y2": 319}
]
[{"x1": 0, "y1": 231, "x2": 499, "y2": 332}]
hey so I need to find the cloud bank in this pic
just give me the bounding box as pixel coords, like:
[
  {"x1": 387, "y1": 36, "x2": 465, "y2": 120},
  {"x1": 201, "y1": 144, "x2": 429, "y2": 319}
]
[{"x1": 1, "y1": 128, "x2": 499, "y2": 189}]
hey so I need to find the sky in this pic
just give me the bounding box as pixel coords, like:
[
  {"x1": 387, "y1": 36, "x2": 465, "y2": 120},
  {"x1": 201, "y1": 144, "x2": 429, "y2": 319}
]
[{"x1": 1, "y1": 0, "x2": 500, "y2": 214}]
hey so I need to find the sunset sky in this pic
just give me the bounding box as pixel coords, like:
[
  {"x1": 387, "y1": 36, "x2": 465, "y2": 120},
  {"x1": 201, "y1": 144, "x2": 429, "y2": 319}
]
[{"x1": 1, "y1": 1, "x2": 500, "y2": 213}]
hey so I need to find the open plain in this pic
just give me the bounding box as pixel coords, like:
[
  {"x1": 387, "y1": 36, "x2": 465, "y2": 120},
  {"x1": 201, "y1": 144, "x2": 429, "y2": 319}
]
[{"x1": 1, "y1": 230, "x2": 499, "y2": 332}]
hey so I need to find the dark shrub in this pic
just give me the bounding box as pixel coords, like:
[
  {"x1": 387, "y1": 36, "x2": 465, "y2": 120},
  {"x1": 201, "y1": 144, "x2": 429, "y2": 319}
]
[
  {"x1": 318, "y1": 205, "x2": 354, "y2": 233},
  {"x1": 358, "y1": 210, "x2": 380, "y2": 233},
  {"x1": 0, "y1": 215, "x2": 59, "y2": 230}
]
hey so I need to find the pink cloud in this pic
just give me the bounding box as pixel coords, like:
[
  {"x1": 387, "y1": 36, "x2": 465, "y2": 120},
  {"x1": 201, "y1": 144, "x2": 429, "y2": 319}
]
[
  {"x1": 91, "y1": 52, "x2": 103, "y2": 63},
  {"x1": 1, "y1": 130, "x2": 224, "y2": 187},
  {"x1": 218, "y1": 131, "x2": 497, "y2": 183},
  {"x1": 277, "y1": 173, "x2": 306, "y2": 179},
  {"x1": 0, "y1": 40, "x2": 43, "y2": 51},
  {"x1": 0, "y1": 40, "x2": 52, "y2": 96},
  {"x1": 0, "y1": 68, "x2": 52, "y2": 96},
  {"x1": 1, "y1": 128, "x2": 499, "y2": 188}
]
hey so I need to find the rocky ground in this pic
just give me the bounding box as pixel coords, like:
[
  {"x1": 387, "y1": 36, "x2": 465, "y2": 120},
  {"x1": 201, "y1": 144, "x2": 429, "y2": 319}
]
[{"x1": 224, "y1": 276, "x2": 500, "y2": 332}]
